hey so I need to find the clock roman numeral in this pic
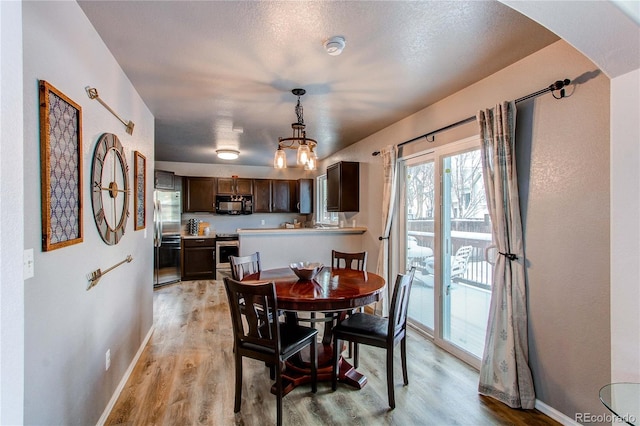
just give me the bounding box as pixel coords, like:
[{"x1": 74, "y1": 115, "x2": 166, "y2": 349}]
[{"x1": 96, "y1": 208, "x2": 105, "y2": 224}]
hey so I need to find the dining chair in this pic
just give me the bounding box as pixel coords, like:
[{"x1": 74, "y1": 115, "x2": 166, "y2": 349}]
[
  {"x1": 331, "y1": 267, "x2": 416, "y2": 409},
  {"x1": 223, "y1": 277, "x2": 318, "y2": 426},
  {"x1": 229, "y1": 252, "x2": 261, "y2": 280},
  {"x1": 331, "y1": 250, "x2": 367, "y2": 271},
  {"x1": 331, "y1": 250, "x2": 368, "y2": 356}
]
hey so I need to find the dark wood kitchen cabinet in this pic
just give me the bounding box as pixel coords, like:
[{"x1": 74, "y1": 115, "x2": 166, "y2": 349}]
[
  {"x1": 253, "y1": 179, "x2": 297, "y2": 213},
  {"x1": 253, "y1": 179, "x2": 272, "y2": 212},
  {"x1": 297, "y1": 178, "x2": 313, "y2": 214},
  {"x1": 182, "y1": 238, "x2": 216, "y2": 280},
  {"x1": 327, "y1": 161, "x2": 359, "y2": 212},
  {"x1": 183, "y1": 177, "x2": 215, "y2": 212},
  {"x1": 216, "y1": 177, "x2": 253, "y2": 195}
]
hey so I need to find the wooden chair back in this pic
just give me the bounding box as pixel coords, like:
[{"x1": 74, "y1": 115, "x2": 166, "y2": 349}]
[
  {"x1": 223, "y1": 277, "x2": 280, "y2": 356},
  {"x1": 388, "y1": 267, "x2": 416, "y2": 341},
  {"x1": 331, "y1": 250, "x2": 367, "y2": 271},
  {"x1": 229, "y1": 252, "x2": 261, "y2": 280}
]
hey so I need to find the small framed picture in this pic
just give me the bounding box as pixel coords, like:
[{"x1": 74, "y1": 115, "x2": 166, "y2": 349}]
[
  {"x1": 39, "y1": 80, "x2": 83, "y2": 251},
  {"x1": 134, "y1": 151, "x2": 146, "y2": 230}
]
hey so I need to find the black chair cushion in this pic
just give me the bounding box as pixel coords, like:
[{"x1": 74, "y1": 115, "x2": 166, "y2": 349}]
[
  {"x1": 280, "y1": 324, "x2": 318, "y2": 356},
  {"x1": 333, "y1": 312, "x2": 388, "y2": 343},
  {"x1": 241, "y1": 323, "x2": 317, "y2": 357}
]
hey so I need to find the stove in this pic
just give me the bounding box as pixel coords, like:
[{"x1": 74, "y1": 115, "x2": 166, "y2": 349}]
[
  {"x1": 215, "y1": 233, "x2": 239, "y2": 241},
  {"x1": 215, "y1": 233, "x2": 239, "y2": 280}
]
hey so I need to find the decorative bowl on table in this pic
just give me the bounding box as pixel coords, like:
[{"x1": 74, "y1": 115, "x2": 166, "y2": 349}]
[{"x1": 289, "y1": 262, "x2": 324, "y2": 280}]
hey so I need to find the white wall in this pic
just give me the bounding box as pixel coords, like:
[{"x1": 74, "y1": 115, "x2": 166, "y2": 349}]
[
  {"x1": 610, "y1": 68, "x2": 640, "y2": 382},
  {"x1": 321, "y1": 40, "x2": 612, "y2": 421},
  {"x1": 22, "y1": 2, "x2": 154, "y2": 424},
  {"x1": 0, "y1": 1, "x2": 25, "y2": 424}
]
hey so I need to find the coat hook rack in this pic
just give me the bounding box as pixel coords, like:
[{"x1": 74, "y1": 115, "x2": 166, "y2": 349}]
[
  {"x1": 86, "y1": 255, "x2": 133, "y2": 290},
  {"x1": 85, "y1": 86, "x2": 135, "y2": 135}
]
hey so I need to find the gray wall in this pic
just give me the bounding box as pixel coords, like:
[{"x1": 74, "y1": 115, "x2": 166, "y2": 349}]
[
  {"x1": 22, "y1": 2, "x2": 154, "y2": 424},
  {"x1": 320, "y1": 40, "x2": 611, "y2": 421}
]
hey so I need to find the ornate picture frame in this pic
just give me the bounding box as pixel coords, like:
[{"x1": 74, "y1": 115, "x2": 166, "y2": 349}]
[
  {"x1": 134, "y1": 150, "x2": 146, "y2": 230},
  {"x1": 39, "y1": 80, "x2": 83, "y2": 251}
]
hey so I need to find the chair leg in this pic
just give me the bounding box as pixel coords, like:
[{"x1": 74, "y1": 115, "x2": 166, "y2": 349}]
[
  {"x1": 401, "y1": 337, "x2": 409, "y2": 385},
  {"x1": 332, "y1": 338, "x2": 339, "y2": 391},
  {"x1": 234, "y1": 354, "x2": 243, "y2": 413},
  {"x1": 387, "y1": 347, "x2": 395, "y2": 409},
  {"x1": 311, "y1": 337, "x2": 317, "y2": 393},
  {"x1": 276, "y1": 362, "x2": 283, "y2": 426},
  {"x1": 353, "y1": 343, "x2": 359, "y2": 368}
]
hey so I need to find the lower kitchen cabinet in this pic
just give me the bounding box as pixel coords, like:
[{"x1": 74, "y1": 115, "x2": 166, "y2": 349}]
[{"x1": 182, "y1": 238, "x2": 215, "y2": 280}]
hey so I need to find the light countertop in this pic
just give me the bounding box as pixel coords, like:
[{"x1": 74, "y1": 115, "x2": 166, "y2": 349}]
[{"x1": 237, "y1": 227, "x2": 367, "y2": 236}]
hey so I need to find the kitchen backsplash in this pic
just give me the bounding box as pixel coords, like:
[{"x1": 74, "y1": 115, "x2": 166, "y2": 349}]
[{"x1": 181, "y1": 212, "x2": 310, "y2": 234}]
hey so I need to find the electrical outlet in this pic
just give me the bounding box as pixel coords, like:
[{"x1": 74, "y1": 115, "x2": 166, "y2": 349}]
[
  {"x1": 105, "y1": 349, "x2": 111, "y2": 371},
  {"x1": 261, "y1": 219, "x2": 265, "y2": 225},
  {"x1": 24, "y1": 249, "x2": 34, "y2": 279}
]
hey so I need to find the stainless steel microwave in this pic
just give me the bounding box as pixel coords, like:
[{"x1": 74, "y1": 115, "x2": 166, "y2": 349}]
[{"x1": 215, "y1": 195, "x2": 252, "y2": 215}]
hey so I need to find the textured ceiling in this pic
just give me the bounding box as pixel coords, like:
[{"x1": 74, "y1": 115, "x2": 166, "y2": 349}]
[{"x1": 78, "y1": 1, "x2": 559, "y2": 167}]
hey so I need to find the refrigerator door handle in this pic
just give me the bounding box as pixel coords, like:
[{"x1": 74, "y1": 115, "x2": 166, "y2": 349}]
[{"x1": 153, "y1": 199, "x2": 163, "y2": 247}]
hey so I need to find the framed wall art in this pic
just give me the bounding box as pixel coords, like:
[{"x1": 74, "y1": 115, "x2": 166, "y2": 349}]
[
  {"x1": 39, "y1": 80, "x2": 83, "y2": 251},
  {"x1": 134, "y1": 151, "x2": 146, "y2": 230}
]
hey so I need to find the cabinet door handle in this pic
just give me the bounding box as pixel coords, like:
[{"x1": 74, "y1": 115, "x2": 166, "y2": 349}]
[{"x1": 195, "y1": 239, "x2": 205, "y2": 242}]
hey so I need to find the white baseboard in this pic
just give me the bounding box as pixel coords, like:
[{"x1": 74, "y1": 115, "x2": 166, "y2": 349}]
[
  {"x1": 96, "y1": 325, "x2": 155, "y2": 426},
  {"x1": 535, "y1": 399, "x2": 580, "y2": 426}
]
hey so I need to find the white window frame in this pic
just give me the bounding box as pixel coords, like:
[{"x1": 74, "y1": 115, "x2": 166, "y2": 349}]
[{"x1": 315, "y1": 174, "x2": 339, "y2": 225}]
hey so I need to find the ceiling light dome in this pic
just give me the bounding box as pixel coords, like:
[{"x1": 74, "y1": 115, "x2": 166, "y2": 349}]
[
  {"x1": 216, "y1": 149, "x2": 239, "y2": 160},
  {"x1": 324, "y1": 36, "x2": 346, "y2": 56}
]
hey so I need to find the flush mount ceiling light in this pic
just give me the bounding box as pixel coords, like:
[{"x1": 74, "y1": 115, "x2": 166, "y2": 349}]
[
  {"x1": 323, "y1": 36, "x2": 346, "y2": 56},
  {"x1": 216, "y1": 149, "x2": 239, "y2": 160},
  {"x1": 274, "y1": 88, "x2": 317, "y2": 170}
]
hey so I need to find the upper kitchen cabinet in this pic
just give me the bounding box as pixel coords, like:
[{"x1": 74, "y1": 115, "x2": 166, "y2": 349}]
[
  {"x1": 154, "y1": 170, "x2": 175, "y2": 190},
  {"x1": 217, "y1": 177, "x2": 253, "y2": 195},
  {"x1": 327, "y1": 161, "x2": 359, "y2": 212},
  {"x1": 254, "y1": 179, "x2": 299, "y2": 213},
  {"x1": 273, "y1": 180, "x2": 296, "y2": 212},
  {"x1": 253, "y1": 179, "x2": 272, "y2": 212},
  {"x1": 183, "y1": 176, "x2": 215, "y2": 212},
  {"x1": 297, "y1": 179, "x2": 313, "y2": 215}
]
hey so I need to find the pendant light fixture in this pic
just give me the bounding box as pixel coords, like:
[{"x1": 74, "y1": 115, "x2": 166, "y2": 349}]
[{"x1": 274, "y1": 88, "x2": 317, "y2": 170}]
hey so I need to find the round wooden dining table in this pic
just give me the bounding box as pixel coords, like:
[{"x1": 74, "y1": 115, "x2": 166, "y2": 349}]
[{"x1": 241, "y1": 266, "x2": 386, "y2": 394}]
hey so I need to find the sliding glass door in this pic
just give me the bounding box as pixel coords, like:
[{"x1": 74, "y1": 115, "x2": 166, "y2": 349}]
[
  {"x1": 402, "y1": 138, "x2": 493, "y2": 364},
  {"x1": 404, "y1": 158, "x2": 436, "y2": 331}
]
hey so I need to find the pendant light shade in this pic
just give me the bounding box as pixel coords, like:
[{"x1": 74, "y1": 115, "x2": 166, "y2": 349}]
[
  {"x1": 274, "y1": 147, "x2": 287, "y2": 169},
  {"x1": 304, "y1": 150, "x2": 317, "y2": 171},
  {"x1": 296, "y1": 141, "x2": 311, "y2": 165}
]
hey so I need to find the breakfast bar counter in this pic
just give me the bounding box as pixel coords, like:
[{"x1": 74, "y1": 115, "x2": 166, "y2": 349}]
[{"x1": 238, "y1": 227, "x2": 368, "y2": 270}]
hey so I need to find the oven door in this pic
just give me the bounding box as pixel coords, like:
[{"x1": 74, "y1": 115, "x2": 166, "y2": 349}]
[{"x1": 216, "y1": 240, "x2": 239, "y2": 270}]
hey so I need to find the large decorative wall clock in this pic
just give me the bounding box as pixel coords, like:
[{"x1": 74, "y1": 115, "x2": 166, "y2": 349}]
[{"x1": 91, "y1": 133, "x2": 130, "y2": 245}]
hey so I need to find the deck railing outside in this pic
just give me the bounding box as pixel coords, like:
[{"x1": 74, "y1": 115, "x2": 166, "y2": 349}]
[{"x1": 407, "y1": 219, "x2": 494, "y2": 290}]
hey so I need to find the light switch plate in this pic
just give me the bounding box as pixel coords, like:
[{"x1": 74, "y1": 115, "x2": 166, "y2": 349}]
[{"x1": 24, "y1": 248, "x2": 34, "y2": 279}]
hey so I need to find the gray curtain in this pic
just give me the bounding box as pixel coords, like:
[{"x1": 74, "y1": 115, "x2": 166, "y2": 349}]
[
  {"x1": 375, "y1": 145, "x2": 398, "y2": 317},
  {"x1": 476, "y1": 102, "x2": 535, "y2": 409}
]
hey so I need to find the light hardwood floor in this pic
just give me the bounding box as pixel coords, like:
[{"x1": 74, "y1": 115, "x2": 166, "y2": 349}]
[{"x1": 106, "y1": 280, "x2": 560, "y2": 426}]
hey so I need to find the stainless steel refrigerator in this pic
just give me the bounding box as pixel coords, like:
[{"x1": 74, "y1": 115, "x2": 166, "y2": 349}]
[{"x1": 153, "y1": 189, "x2": 182, "y2": 287}]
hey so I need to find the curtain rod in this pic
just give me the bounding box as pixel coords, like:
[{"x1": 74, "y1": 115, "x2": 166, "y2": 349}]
[{"x1": 371, "y1": 78, "x2": 571, "y2": 156}]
